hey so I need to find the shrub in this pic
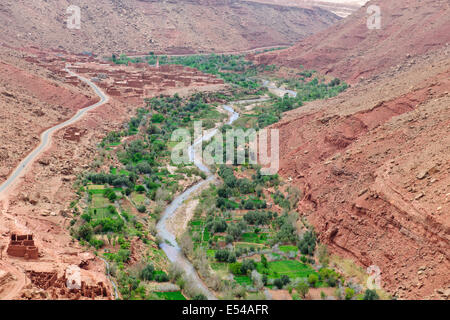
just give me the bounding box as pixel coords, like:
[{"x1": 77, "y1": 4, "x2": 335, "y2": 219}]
[
  {"x1": 241, "y1": 259, "x2": 256, "y2": 274},
  {"x1": 229, "y1": 262, "x2": 243, "y2": 275},
  {"x1": 77, "y1": 223, "x2": 93, "y2": 241},
  {"x1": 261, "y1": 254, "x2": 268, "y2": 268},
  {"x1": 155, "y1": 272, "x2": 169, "y2": 282},
  {"x1": 297, "y1": 229, "x2": 316, "y2": 256},
  {"x1": 296, "y1": 282, "x2": 309, "y2": 298},
  {"x1": 345, "y1": 287, "x2": 355, "y2": 300},
  {"x1": 308, "y1": 274, "x2": 319, "y2": 287},
  {"x1": 151, "y1": 113, "x2": 165, "y2": 123},
  {"x1": 116, "y1": 249, "x2": 130, "y2": 263},
  {"x1": 215, "y1": 249, "x2": 231, "y2": 262},
  {"x1": 104, "y1": 188, "x2": 117, "y2": 202},
  {"x1": 274, "y1": 278, "x2": 283, "y2": 289},
  {"x1": 135, "y1": 185, "x2": 146, "y2": 193},
  {"x1": 225, "y1": 234, "x2": 234, "y2": 244},
  {"x1": 89, "y1": 238, "x2": 104, "y2": 249},
  {"x1": 280, "y1": 275, "x2": 290, "y2": 286},
  {"x1": 140, "y1": 264, "x2": 155, "y2": 281},
  {"x1": 227, "y1": 252, "x2": 237, "y2": 263},
  {"x1": 363, "y1": 289, "x2": 379, "y2": 300},
  {"x1": 81, "y1": 213, "x2": 91, "y2": 222},
  {"x1": 206, "y1": 217, "x2": 227, "y2": 234}
]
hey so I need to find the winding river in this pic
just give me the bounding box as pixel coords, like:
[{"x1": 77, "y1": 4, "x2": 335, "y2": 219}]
[
  {"x1": 155, "y1": 83, "x2": 291, "y2": 299},
  {"x1": 155, "y1": 103, "x2": 240, "y2": 300}
]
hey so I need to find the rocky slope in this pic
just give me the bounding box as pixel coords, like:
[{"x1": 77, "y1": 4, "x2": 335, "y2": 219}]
[
  {"x1": 254, "y1": 0, "x2": 450, "y2": 83},
  {"x1": 0, "y1": 0, "x2": 339, "y2": 55},
  {"x1": 269, "y1": 46, "x2": 449, "y2": 299},
  {"x1": 0, "y1": 46, "x2": 98, "y2": 185},
  {"x1": 252, "y1": 0, "x2": 450, "y2": 300}
]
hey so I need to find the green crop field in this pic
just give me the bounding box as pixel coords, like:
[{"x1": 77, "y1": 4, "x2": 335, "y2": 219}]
[
  {"x1": 260, "y1": 260, "x2": 318, "y2": 279},
  {"x1": 92, "y1": 194, "x2": 111, "y2": 207},
  {"x1": 279, "y1": 245, "x2": 298, "y2": 253},
  {"x1": 154, "y1": 291, "x2": 186, "y2": 300},
  {"x1": 131, "y1": 192, "x2": 146, "y2": 206},
  {"x1": 234, "y1": 275, "x2": 252, "y2": 286}
]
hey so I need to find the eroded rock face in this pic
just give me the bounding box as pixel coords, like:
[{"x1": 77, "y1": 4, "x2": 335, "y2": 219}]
[{"x1": 270, "y1": 48, "x2": 450, "y2": 299}]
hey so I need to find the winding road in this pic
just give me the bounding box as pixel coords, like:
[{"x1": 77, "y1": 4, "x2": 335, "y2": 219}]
[
  {"x1": 0, "y1": 64, "x2": 109, "y2": 196},
  {"x1": 0, "y1": 64, "x2": 119, "y2": 299}
]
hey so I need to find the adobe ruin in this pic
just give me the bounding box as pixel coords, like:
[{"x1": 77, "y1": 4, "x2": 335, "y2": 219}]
[
  {"x1": 7, "y1": 234, "x2": 39, "y2": 260},
  {"x1": 26, "y1": 270, "x2": 110, "y2": 300}
]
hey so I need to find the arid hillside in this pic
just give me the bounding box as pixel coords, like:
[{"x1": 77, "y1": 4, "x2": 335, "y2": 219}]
[
  {"x1": 254, "y1": 0, "x2": 450, "y2": 83},
  {"x1": 0, "y1": 0, "x2": 339, "y2": 55},
  {"x1": 0, "y1": 46, "x2": 98, "y2": 185},
  {"x1": 268, "y1": 44, "x2": 449, "y2": 299}
]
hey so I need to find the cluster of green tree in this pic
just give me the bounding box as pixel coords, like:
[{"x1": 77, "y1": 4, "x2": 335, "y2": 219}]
[
  {"x1": 117, "y1": 271, "x2": 144, "y2": 299},
  {"x1": 297, "y1": 229, "x2": 316, "y2": 256},
  {"x1": 101, "y1": 131, "x2": 123, "y2": 146},
  {"x1": 231, "y1": 246, "x2": 259, "y2": 257},
  {"x1": 228, "y1": 259, "x2": 256, "y2": 275},
  {"x1": 256, "y1": 74, "x2": 348, "y2": 129},
  {"x1": 109, "y1": 248, "x2": 131, "y2": 264},
  {"x1": 216, "y1": 166, "x2": 276, "y2": 211},
  {"x1": 86, "y1": 172, "x2": 136, "y2": 188},
  {"x1": 118, "y1": 139, "x2": 159, "y2": 166},
  {"x1": 215, "y1": 249, "x2": 237, "y2": 263},
  {"x1": 272, "y1": 213, "x2": 297, "y2": 244},
  {"x1": 251, "y1": 168, "x2": 280, "y2": 187},
  {"x1": 205, "y1": 215, "x2": 247, "y2": 243},
  {"x1": 318, "y1": 268, "x2": 341, "y2": 287},
  {"x1": 274, "y1": 275, "x2": 291, "y2": 289},
  {"x1": 104, "y1": 188, "x2": 118, "y2": 202},
  {"x1": 74, "y1": 208, "x2": 125, "y2": 250},
  {"x1": 243, "y1": 210, "x2": 274, "y2": 226},
  {"x1": 226, "y1": 220, "x2": 247, "y2": 242},
  {"x1": 216, "y1": 166, "x2": 252, "y2": 199},
  {"x1": 271, "y1": 190, "x2": 291, "y2": 210},
  {"x1": 127, "y1": 108, "x2": 149, "y2": 135},
  {"x1": 208, "y1": 86, "x2": 268, "y2": 102},
  {"x1": 140, "y1": 264, "x2": 169, "y2": 282},
  {"x1": 91, "y1": 217, "x2": 125, "y2": 234},
  {"x1": 281, "y1": 76, "x2": 349, "y2": 102},
  {"x1": 256, "y1": 94, "x2": 303, "y2": 129},
  {"x1": 363, "y1": 289, "x2": 380, "y2": 300},
  {"x1": 157, "y1": 54, "x2": 262, "y2": 88},
  {"x1": 240, "y1": 197, "x2": 267, "y2": 210},
  {"x1": 205, "y1": 217, "x2": 228, "y2": 234},
  {"x1": 111, "y1": 53, "x2": 144, "y2": 65}
]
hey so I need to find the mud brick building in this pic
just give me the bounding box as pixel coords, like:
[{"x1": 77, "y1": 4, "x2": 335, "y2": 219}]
[{"x1": 7, "y1": 234, "x2": 39, "y2": 259}]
